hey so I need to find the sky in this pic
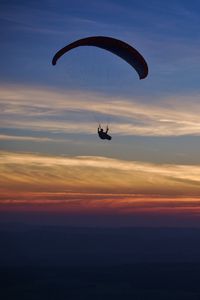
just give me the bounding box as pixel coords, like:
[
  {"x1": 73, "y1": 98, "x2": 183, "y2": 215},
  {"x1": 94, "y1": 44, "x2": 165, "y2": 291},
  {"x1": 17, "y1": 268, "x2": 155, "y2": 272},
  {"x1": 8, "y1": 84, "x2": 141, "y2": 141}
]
[{"x1": 1, "y1": 0, "x2": 200, "y2": 227}]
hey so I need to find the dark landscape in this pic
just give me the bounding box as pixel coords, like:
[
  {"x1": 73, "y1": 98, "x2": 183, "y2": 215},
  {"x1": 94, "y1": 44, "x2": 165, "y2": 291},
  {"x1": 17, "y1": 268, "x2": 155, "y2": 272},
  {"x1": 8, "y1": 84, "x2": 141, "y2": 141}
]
[{"x1": 1, "y1": 225, "x2": 200, "y2": 299}]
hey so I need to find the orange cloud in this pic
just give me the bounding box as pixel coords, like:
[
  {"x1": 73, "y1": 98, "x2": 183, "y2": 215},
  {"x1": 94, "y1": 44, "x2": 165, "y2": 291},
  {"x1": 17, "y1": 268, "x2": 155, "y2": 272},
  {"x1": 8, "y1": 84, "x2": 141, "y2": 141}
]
[
  {"x1": 0, "y1": 151, "x2": 200, "y2": 217},
  {"x1": 1, "y1": 192, "x2": 200, "y2": 220},
  {"x1": 1, "y1": 151, "x2": 200, "y2": 194}
]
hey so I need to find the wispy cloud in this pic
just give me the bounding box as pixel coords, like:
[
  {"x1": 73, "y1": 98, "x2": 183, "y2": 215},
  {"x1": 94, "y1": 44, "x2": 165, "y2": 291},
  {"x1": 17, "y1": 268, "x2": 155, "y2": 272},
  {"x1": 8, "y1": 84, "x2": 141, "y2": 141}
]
[
  {"x1": 0, "y1": 151, "x2": 200, "y2": 197},
  {"x1": 1, "y1": 84, "x2": 200, "y2": 137},
  {"x1": 0, "y1": 151, "x2": 200, "y2": 219},
  {"x1": 0, "y1": 134, "x2": 66, "y2": 143},
  {"x1": 1, "y1": 191, "x2": 200, "y2": 216}
]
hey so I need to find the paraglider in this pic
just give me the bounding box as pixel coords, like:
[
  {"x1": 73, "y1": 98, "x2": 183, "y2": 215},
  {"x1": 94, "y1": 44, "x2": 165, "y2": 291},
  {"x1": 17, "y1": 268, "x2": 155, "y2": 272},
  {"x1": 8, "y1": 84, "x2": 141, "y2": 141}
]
[
  {"x1": 98, "y1": 124, "x2": 112, "y2": 140},
  {"x1": 52, "y1": 36, "x2": 148, "y2": 79},
  {"x1": 52, "y1": 36, "x2": 149, "y2": 140}
]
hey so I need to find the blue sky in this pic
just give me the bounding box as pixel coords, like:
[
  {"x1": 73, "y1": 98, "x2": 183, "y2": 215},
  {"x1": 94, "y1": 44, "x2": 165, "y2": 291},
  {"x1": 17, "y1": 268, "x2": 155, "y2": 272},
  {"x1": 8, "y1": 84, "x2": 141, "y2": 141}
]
[
  {"x1": 0, "y1": 1, "x2": 200, "y2": 163},
  {"x1": 1, "y1": 0, "x2": 200, "y2": 97},
  {"x1": 1, "y1": 1, "x2": 200, "y2": 158}
]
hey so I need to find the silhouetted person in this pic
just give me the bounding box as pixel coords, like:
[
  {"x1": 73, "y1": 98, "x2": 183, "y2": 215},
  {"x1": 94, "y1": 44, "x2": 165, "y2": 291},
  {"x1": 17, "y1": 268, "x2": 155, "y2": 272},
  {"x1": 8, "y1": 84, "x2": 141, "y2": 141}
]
[{"x1": 98, "y1": 125, "x2": 112, "y2": 140}]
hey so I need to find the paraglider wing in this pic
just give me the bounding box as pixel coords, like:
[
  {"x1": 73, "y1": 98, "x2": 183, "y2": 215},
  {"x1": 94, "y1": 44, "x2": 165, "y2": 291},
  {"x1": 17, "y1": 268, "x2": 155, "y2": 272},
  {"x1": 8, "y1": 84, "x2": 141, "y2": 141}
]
[{"x1": 52, "y1": 36, "x2": 148, "y2": 79}]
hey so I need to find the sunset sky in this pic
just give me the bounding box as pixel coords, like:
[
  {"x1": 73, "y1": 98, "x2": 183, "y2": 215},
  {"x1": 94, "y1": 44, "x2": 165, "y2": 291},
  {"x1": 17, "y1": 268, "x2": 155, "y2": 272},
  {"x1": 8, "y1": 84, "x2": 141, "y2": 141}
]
[{"x1": 1, "y1": 0, "x2": 200, "y2": 227}]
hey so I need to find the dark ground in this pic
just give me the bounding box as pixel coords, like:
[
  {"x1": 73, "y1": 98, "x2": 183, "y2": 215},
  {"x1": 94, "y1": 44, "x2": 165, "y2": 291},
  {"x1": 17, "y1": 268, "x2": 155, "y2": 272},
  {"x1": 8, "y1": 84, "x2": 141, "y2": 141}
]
[
  {"x1": 1, "y1": 225, "x2": 200, "y2": 299},
  {"x1": 1, "y1": 264, "x2": 200, "y2": 299}
]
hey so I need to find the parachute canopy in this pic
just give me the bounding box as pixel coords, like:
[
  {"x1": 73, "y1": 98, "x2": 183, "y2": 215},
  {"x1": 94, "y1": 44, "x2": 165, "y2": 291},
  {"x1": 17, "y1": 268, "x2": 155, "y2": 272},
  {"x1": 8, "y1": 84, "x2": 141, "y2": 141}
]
[{"x1": 52, "y1": 36, "x2": 148, "y2": 79}]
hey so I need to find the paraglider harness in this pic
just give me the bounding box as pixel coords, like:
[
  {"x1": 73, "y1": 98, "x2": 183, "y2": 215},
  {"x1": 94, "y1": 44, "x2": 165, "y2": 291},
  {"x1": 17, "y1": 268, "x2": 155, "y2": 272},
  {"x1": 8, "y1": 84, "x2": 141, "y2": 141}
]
[{"x1": 98, "y1": 124, "x2": 112, "y2": 140}]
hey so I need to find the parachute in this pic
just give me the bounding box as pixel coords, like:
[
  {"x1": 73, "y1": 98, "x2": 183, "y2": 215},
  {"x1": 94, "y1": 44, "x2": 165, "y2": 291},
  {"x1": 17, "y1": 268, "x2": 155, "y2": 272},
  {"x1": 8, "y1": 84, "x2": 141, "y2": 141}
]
[{"x1": 52, "y1": 36, "x2": 148, "y2": 79}]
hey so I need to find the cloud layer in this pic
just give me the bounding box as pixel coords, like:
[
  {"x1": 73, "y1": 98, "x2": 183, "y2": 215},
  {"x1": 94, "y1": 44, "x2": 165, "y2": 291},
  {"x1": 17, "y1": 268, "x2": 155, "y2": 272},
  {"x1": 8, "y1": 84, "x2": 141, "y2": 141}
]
[
  {"x1": 1, "y1": 151, "x2": 200, "y2": 195},
  {"x1": 1, "y1": 151, "x2": 200, "y2": 220},
  {"x1": 1, "y1": 84, "x2": 200, "y2": 137}
]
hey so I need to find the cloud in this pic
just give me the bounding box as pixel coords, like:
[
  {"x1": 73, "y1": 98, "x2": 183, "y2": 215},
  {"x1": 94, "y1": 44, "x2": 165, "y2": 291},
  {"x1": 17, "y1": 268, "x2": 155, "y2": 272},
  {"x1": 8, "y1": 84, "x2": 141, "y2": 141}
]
[
  {"x1": 1, "y1": 191, "x2": 200, "y2": 216},
  {"x1": 0, "y1": 134, "x2": 67, "y2": 143},
  {"x1": 0, "y1": 151, "x2": 200, "y2": 196},
  {"x1": 1, "y1": 151, "x2": 200, "y2": 217},
  {"x1": 1, "y1": 84, "x2": 200, "y2": 137}
]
